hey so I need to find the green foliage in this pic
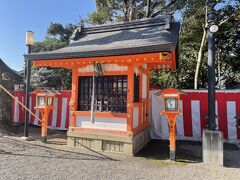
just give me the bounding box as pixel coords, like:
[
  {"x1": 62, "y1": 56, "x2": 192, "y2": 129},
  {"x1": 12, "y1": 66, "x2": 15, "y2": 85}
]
[
  {"x1": 32, "y1": 38, "x2": 67, "y2": 53},
  {"x1": 151, "y1": 70, "x2": 178, "y2": 88},
  {"x1": 47, "y1": 23, "x2": 76, "y2": 43},
  {"x1": 90, "y1": 0, "x2": 183, "y2": 24},
  {"x1": 215, "y1": 2, "x2": 240, "y2": 88},
  {"x1": 151, "y1": 0, "x2": 240, "y2": 89},
  {"x1": 31, "y1": 31, "x2": 73, "y2": 90},
  {"x1": 31, "y1": 67, "x2": 72, "y2": 90},
  {"x1": 89, "y1": 0, "x2": 113, "y2": 24},
  {"x1": 89, "y1": 8, "x2": 112, "y2": 25},
  {"x1": 176, "y1": 0, "x2": 208, "y2": 89},
  {"x1": 31, "y1": 0, "x2": 240, "y2": 90}
]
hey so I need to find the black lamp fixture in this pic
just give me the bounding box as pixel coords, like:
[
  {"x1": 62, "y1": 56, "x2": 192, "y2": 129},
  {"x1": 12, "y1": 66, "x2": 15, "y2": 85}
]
[{"x1": 209, "y1": 24, "x2": 219, "y2": 33}]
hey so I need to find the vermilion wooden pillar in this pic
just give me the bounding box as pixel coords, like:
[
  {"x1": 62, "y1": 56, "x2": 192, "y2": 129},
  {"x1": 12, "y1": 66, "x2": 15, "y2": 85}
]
[
  {"x1": 127, "y1": 65, "x2": 134, "y2": 134},
  {"x1": 69, "y1": 68, "x2": 78, "y2": 128}
]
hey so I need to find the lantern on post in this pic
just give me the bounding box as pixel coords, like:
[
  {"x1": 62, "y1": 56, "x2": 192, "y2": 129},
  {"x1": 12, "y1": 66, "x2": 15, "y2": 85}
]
[
  {"x1": 32, "y1": 88, "x2": 60, "y2": 142},
  {"x1": 156, "y1": 88, "x2": 184, "y2": 161},
  {"x1": 24, "y1": 31, "x2": 34, "y2": 138}
]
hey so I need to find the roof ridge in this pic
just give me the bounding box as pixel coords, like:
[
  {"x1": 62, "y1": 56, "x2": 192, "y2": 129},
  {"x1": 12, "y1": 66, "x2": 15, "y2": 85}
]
[
  {"x1": 84, "y1": 15, "x2": 171, "y2": 31},
  {"x1": 71, "y1": 14, "x2": 172, "y2": 41}
]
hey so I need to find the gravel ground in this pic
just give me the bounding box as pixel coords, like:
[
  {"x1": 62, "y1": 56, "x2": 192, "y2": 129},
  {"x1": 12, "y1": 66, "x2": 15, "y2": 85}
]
[{"x1": 0, "y1": 127, "x2": 239, "y2": 180}]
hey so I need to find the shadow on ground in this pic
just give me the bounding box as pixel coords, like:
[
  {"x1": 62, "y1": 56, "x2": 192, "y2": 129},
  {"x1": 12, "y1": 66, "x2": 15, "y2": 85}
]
[
  {"x1": 0, "y1": 134, "x2": 118, "y2": 162},
  {"x1": 0, "y1": 125, "x2": 118, "y2": 162},
  {"x1": 137, "y1": 140, "x2": 202, "y2": 164},
  {"x1": 223, "y1": 143, "x2": 240, "y2": 168},
  {"x1": 137, "y1": 139, "x2": 240, "y2": 168},
  {"x1": 2, "y1": 125, "x2": 240, "y2": 168}
]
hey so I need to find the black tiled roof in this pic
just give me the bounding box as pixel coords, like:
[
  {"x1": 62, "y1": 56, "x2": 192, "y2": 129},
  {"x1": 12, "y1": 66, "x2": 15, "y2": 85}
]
[
  {"x1": 0, "y1": 59, "x2": 23, "y2": 82},
  {"x1": 25, "y1": 15, "x2": 180, "y2": 61}
]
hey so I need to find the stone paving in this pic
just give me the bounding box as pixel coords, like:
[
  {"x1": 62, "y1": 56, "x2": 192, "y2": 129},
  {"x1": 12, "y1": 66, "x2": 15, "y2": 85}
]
[{"x1": 0, "y1": 127, "x2": 239, "y2": 180}]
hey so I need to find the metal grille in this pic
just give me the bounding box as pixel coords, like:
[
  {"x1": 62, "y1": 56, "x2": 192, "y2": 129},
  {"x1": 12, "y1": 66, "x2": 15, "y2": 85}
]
[
  {"x1": 134, "y1": 75, "x2": 140, "y2": 102},
  {"x1": 78, "y1": 76, "x2": 127, "y2": 113}
]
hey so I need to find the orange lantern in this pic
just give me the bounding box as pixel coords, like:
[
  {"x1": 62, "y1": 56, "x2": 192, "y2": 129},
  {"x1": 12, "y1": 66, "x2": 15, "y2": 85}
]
[
  {"x1": 156, "y1": 88, "x2": 184, "y2": 161},
  {"x1": 32, "y1": 88, "x2": 60, "y2": 142}
]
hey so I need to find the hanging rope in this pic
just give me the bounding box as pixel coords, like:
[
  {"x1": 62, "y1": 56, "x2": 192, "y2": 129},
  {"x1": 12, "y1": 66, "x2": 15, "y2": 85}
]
[
  {"x1": 90, "y1": 62, "x2": 96, "y2": 123},
  {"x1": 89, "y1": 62, "x2": 103, "y2": 123}
]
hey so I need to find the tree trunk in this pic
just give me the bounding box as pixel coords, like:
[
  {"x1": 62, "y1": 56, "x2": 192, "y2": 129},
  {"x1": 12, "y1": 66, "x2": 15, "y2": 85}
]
[
  {"x1": 123, "y1": 0, "x2": 129, "y2": 21},
  {"x1": 194, "y1": 27, "x2": 208, "y2": 89},
  {"x1": 194, "y1": 5, "x2": 208, "y2": 89},
  {"x1": 129, "y1": 0, "x2": 136, "y2": 21},
  {"x1": 146, "y1": 0, "x2": 151, "y2": 17}
]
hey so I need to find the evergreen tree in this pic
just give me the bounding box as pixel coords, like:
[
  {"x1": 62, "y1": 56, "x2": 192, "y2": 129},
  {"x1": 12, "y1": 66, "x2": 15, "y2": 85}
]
[
  {"x1": 31, "y1": 0, "x2": 240, "y2": 90},
  {"x1": 31, "y1": 24, "x2": 75, "y2": 90}
]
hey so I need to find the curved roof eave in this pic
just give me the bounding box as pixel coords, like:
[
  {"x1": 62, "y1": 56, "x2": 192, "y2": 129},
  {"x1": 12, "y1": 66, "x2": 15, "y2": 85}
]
[{"x1": 24, "y1": 16, "x2": 180, "y2": 62}]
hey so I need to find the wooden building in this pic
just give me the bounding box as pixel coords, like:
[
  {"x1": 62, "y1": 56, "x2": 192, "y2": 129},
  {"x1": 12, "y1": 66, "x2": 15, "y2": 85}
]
[
  {"x1": 24, "y1": 15, "x2": 180, "y2": 154},
  {"x1": 0, "y1": 58, "x2": 23, "y2": 128}
]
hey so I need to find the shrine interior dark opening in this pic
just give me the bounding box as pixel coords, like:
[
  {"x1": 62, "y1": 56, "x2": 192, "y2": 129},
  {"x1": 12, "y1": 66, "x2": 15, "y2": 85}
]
[{"x1": 78, "y1": 75, "x2": 128, "y2": 113}]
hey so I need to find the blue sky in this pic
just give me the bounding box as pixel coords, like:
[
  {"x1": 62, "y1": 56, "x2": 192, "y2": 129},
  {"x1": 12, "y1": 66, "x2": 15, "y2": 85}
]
[{"x1": 0, "y1": 0, "x2": 96, "y2": 70}]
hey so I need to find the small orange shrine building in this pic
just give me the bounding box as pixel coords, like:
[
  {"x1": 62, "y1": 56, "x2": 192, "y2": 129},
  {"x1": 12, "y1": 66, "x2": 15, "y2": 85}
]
[{"x1": 25, "y1": 15, "x2": 180, "y2": 155}]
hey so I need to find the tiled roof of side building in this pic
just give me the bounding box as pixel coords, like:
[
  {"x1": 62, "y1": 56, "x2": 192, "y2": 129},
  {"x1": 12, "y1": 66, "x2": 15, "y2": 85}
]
[
  {"x1": 24, "y1": 14, "x2": 180, "y2": 61},
  {"x1": 0, "y1": 58, "x2": 23, "y2": 82}
]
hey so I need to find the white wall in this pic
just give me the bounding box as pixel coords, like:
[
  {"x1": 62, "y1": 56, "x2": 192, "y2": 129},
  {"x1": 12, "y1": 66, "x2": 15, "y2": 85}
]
[
  {"x1": 142, "y1": 73, "x2": 147, "y2": 99},
  {"x1": 78, "y1": 64, "x2": 128, "y2": 73},
  {"x1": 76, "y1": 115, "x2": 127, "y2": 131},
  {"x1": 133, "y1": 107, "x2": 139, "y2": 129}
]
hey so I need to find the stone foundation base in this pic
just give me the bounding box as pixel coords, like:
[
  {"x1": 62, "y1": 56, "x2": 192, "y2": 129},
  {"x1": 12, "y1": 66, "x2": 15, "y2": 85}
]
[
  {"x1": 202, "y1": 129, "x2": 223, "y2": 165},
  {"x1": 67, "y1": 127, "x2": 150, "y2": 155}
]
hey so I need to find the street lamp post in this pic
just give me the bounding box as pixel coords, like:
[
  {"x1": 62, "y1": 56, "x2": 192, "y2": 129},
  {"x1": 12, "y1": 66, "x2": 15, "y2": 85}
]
[
  {"x1": 207, "y1": 5, "x2": 218, "y2": 131},
  {"x1": 202, "y1": 2, "x2": 223, "y2": 166},
  {"x1": 24, "y1": 31, "x2": 34, "y2": 137}
]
